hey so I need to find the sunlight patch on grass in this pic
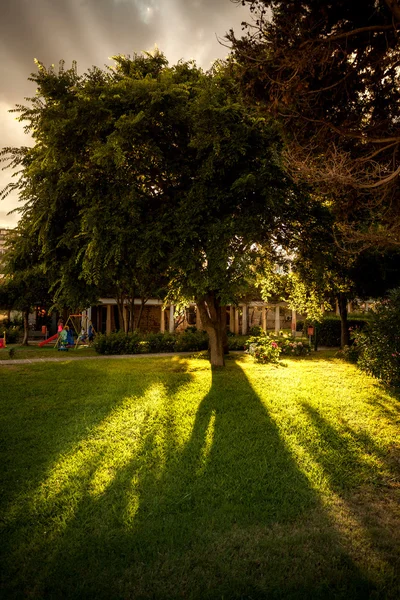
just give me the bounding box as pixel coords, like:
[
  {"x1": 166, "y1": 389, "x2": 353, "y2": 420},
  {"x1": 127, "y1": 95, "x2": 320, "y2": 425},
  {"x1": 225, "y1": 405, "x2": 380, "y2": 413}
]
[
  {"x1": 196, "y1": 411, "x2": 216, "y2": 476},
  {"x1": 1, "y1": 353, "x2": 398, "y2": 598}
]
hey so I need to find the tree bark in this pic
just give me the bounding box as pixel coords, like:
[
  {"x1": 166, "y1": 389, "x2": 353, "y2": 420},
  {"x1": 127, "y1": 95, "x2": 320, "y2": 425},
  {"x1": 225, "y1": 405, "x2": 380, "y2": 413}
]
[
  {"x1": 22, "y1": 309, "x2": 30, "y2": 346},
  {"x1": 136, "y1": 297, "x2": 147, "y2": 330},
  {"x1": 337, "y1": 292, "x2": 350, "y2": 348},
  {"x1": 196, "y1": 293, "x2": 225, "y2": 367}
]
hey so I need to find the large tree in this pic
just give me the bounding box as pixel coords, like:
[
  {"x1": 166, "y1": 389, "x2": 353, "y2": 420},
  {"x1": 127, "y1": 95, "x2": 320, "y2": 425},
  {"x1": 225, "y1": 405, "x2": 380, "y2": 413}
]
[
  {"x1": 1, "y1": 52, "x2": 298, "y2": 366},
  {"x1": 230, "y1": 0, "x2": 400, "y2": 248}
]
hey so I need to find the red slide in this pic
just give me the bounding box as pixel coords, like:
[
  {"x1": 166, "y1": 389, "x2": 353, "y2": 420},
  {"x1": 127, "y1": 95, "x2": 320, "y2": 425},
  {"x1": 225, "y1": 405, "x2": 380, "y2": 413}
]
[{"x1": 39, "y1": 333, "x2": 59, "y2": 347}]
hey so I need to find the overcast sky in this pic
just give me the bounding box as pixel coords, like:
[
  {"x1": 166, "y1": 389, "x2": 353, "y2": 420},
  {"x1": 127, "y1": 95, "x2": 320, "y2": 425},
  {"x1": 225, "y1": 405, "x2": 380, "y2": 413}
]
[{"x1": 0, "y1": 0, "x2": 251, "y2": 227}]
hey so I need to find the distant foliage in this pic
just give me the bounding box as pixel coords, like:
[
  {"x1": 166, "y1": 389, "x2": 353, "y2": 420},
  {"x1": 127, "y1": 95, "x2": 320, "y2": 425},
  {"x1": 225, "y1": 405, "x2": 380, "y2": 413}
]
[
  {"x1": 308, "y1": 317, "x2": 370, "y2": 347},
  {"x1": 0, "y1": 325, "x2": 20, "y2": 345},
  {"x1": 351, "y1": 289, "x2": 400, "y2": 387}
]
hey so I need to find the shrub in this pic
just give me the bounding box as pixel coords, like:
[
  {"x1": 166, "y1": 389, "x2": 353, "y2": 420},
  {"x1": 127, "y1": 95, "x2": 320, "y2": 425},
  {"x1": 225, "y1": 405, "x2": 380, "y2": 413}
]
[
  {"x1": 338, "y1": 344, "x2": 360, "y2": 363},
  {"x1": 94, "y1": 329, "x2": 209, "y2": 355},
  {"x1": 248, "y1": 325, "x2": 263, "y2": 336},
  {"x1": 279, "y1": 338, "x2": 310, "y2": 356},
  {"x1": 93, "y1": 331, "x2": 142, "y2": 355},
  {"x1": 245, "y1": 333, "x2": 281, "y2": 364},
  {"x1": 174, "y1": 330, "x2": 208, "y2": 352},
  {"x1": 227, "y1": 335, "x2": 249, "y2": 351},
  {"x1": 144, "y1": 332, "x2": 176, "y2": 353},
  {"x1": 0, "y1": 325, "x2": 21, "y2": 344},
  {"x1": 351, "y1": 289, "x2": 400, "y2": 387},
  {"x1": 305, "y1": 317, "x2": 370, "y2": 347}
]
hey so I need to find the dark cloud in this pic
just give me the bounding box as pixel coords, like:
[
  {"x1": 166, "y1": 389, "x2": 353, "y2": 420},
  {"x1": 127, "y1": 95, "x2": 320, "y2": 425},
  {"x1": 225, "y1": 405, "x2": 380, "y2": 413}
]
[{"x1": 0, "y1": 0, "x2": 251, "y2": 226}]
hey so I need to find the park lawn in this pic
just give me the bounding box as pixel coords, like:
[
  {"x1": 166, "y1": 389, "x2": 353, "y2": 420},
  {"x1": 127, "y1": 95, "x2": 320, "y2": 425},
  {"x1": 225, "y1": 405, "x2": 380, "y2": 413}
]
[
  {"x1": 0, "y1": 352, "x2": 399, "y2": 599},
  {"x1": 0, "y1": 343, "x2": 98, "y2": 361}
]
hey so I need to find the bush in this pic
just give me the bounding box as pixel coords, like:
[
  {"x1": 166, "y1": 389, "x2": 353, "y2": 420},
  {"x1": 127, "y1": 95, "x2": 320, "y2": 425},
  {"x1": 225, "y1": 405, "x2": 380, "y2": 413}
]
[
  {"x1": 338, "y1": 344, "x2": 360, "y2": 363},
  {"x1": 305, "y1": 317, "x2": 369, "y2": 347},
  {"x1": 279, "y1": 338, "x2": 310, "y2": 357},
  {"x1": 351, "y1": 288, "x2": 400, "y2": 387},
  {"x1": 227, "y1": 335, "x2": 249, "y2": 350},
  {"x1": 0, "y1": 325, "x2": 21, "y2": 344},
  {"x1": 245, "y1": 332, "x2": 311, "y2": 364},
  {"x1": 248, "y1": 325, "x2": 263, "y2": 336},
  {"x1": 93, "y1": 331, "x2": 142, "y2": 355},
  {"x1": 246, "y1": 333, "x2": 281, "y2": 364},
  {"x1": 94, "y1": 329, "x2": 209, "y2": 355},
  {"x1": 144, "y1": 332, "x2": 176, "y2": 353},
  {"x1": 174, "y1": 330, "x2": 208, "y2": 352}
]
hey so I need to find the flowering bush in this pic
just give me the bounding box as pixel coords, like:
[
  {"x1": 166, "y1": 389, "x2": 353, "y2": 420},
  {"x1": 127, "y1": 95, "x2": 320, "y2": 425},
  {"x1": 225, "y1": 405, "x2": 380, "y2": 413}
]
[
  {"x1": 245, "y1": 333, "x2": 310, "y2": 363},
  {"x1": 351, "y1": 288, "x2": 400, "y2": 387},
  {"x1": 246, "y1": 334, "x2": 282, "y2": 363},
  {"x1": 279, "y1": 339, "x2": 310, "y2": 356}
]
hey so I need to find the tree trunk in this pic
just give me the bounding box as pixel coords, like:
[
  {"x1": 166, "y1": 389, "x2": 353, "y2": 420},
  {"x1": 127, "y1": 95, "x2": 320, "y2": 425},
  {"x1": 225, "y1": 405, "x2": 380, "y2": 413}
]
[
  {"x1": 337, "y1": 293, "x2": 350, "y2": 348},
  {"x1": 22, "y1": 309, "x2": 30, "y2": 346},
  {"x1": 196, "y1": 293, "x2": 225, "y2": 367},
  {"x1": 136, "y1": 297, "x2": 147, "y2": 331}
]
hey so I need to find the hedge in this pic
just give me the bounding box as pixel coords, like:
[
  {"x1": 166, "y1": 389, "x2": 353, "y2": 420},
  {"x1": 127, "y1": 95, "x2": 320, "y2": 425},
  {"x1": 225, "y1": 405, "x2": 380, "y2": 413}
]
[
  {"x1": 296, "y1": 317, "x2": 369, "y2": 347},
  {"x1": 93, "y1": 329, "x2": 251, "y2": 355}
]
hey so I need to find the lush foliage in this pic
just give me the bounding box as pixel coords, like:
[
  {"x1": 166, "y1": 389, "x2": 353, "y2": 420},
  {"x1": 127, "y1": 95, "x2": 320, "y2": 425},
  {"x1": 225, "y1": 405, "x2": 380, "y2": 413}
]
[
  {"x1": 231, "y1": 0, "x2": 400, "y2": 248},
  {"x1": 246, "y1": 332, "x2": 310, "y2": 363},
  {"x1": 1, "y1": 51, "x2": 302, "y2": 366},
  {"x1": 93, "y1": 329, "x2": 252, "y2": 355},
  {"x1": 351, "y1": 288, "x2": 400, "y2": 386},
  {"x1": 0, "y1": 325, "x2": 20, "y2": 345},
  {"x1": 94, "y1": 329, "x2": 208, "y2": 355},
  {"x1": 314, "y1": 317, "x2": 370, "y2": 347}
]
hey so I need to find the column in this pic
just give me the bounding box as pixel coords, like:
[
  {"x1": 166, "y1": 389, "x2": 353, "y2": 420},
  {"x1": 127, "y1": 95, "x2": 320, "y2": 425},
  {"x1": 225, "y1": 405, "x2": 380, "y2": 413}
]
[
  {"x1": 336, "y1": 300, "x2": 340, "y2": 315},
  {"x1": 242, "y1": 304, "x2": 248, "y2": 335},
  {"x1": 234, "y1": 307, "x2": 240, "y2": 335},
  {"x1": 169, "y1": 305, "x2": 175, "y2": 333},
  {"x1": 291, "y1": 309, "x2": 297, "y2": 335},
  {"x1": 262, "y1": 306, "x2": 267, "y2": 332},
  {"x1": 274, "y1": 305, "x2": 280, "y2": 333},
  {"x1": 106, "y1": 304, "x2": 112, "y2": 335},
  {"x1": 160, "y1": 307, "x2": 165, "y2": 333},
  {"x1": 229, "y1": 306, "x2": 235, "y2": 333}
]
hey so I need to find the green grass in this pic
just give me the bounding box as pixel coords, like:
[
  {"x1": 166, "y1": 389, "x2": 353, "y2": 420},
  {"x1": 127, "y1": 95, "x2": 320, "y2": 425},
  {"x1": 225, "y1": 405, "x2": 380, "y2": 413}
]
[
  {"x1": 0, "y1": 343, "x2": 98, "y2": 361},
  {"x1": 1, "y1": 351, "x2": 399, "y2": 599}
]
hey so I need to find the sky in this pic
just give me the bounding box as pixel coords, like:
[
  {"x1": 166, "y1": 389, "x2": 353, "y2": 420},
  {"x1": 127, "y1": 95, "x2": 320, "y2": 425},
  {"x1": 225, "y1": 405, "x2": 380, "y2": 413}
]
[{"x1": 0, "y1": 0, "x2": 252, "y2": 228}]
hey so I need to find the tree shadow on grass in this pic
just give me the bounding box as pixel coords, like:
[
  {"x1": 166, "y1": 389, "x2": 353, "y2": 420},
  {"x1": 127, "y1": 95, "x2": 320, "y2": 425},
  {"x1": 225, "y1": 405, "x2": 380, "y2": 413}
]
[
  {"x1": 297, "y1": 401, "x2": 400, "y2": 592},
  {"x1": 0, "y1": 358, "x2": 195, "y2": 597},
  {"x1": 5, "y1": 359, "x2": 378, "y2": 599}
]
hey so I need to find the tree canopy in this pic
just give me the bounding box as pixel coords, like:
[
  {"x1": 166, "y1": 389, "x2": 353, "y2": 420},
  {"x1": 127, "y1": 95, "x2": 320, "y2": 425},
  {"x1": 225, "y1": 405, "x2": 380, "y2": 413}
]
[
  {"x1": 230, "y1": 0, "x2": 400, "y2": 248},
  {"x1": 1, "y1": 51, "x2": 301, "y2": 365}
]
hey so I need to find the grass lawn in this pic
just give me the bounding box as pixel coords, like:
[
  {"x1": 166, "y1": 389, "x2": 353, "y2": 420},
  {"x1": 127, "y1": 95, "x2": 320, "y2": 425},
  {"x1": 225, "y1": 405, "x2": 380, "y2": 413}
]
[
  {"x1": 0, "y1": 351, "x2": 399, "y2": 599},
  {"x1": 0, "y1": 343, "x2": 98, "y2": 361}
]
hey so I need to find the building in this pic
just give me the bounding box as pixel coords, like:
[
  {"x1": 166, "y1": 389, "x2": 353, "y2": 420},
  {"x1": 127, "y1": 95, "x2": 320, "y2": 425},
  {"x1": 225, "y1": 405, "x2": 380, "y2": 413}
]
[{"x1": 86, "y1": 298, "x2": 298, "y2": 336}]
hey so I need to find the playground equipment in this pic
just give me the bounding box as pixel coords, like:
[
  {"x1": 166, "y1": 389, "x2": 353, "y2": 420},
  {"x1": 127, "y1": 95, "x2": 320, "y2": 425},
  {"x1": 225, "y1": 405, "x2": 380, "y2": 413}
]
[
  {"x1": 54, "y1": 314, "x2": 96, "y2": 350},
  {"x1": 39, "y1": 333, "x2": 58, "y2": 347}
]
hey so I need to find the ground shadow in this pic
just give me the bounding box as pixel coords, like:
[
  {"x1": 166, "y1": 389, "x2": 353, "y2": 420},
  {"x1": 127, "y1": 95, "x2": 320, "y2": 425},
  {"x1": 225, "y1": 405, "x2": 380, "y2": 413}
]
[
  {"x1": 0, "y1": 357, "x2": 195, "y2": 597},
  {"x1": 4, "y1": 359, "x2": 378, "y2": 599}
]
